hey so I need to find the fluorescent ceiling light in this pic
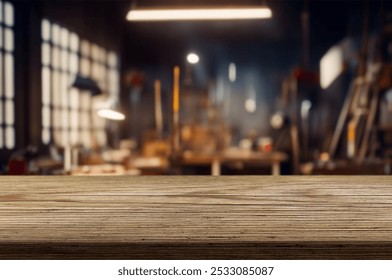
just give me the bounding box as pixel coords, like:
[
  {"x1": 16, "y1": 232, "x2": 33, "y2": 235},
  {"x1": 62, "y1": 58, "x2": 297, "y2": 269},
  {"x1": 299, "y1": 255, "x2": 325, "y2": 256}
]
[
  {"x1": 97, "y1": 109, "x2": 125, "y2": 121},
  {"x1": 127, "y1": 7, "x2": 272, "y2": 21}
]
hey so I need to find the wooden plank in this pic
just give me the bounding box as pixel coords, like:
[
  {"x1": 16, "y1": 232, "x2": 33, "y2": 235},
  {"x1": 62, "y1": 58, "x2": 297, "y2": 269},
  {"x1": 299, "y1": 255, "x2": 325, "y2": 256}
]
[{"x1": 0, "y1": 176, "x2": 391, "y2": 259}]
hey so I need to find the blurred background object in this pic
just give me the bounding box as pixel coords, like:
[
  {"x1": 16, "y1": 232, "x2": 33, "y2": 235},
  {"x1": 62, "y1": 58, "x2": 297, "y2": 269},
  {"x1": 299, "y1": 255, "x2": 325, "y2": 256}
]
[{"x1": 0, "y1": 0, "x2": 391, "y2": 176}]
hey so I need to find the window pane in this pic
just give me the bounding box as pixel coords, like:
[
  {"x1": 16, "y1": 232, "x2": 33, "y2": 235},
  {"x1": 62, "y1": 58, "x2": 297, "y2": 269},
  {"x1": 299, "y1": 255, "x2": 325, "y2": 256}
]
[
  {"x1": 60, "y1": 27, "x2": 69, "y2": 49},
  {"x1": 81, "y1": 111, "x2": 89, "y2": 129},
  {"x1": 80, "y1": 58, "x2": 90, "y2": 76},
  {"x1": 100, "y1": 49, "x2": 107, "y2": 64},
  {"x1": 42, "y1": 67, "x2": 51, "y2": 105},
  {"x1": 61, "y1": 72, "x2": 69, "y2": 107},
  {"x1": 61, "y1": 108, "x2": 69, "y2": 129},
  {"x1": 91, "y1": 44, "x2": 100, "y2": 61},
  {"x1": 98, "y1": 115, "x2": 106, "y2": 129},
  {"x1": 61, "y1": 49, "x2": 69, "y2": 71},
  {"x1": 42, "y1": 128, "x2": 50, "y2": 144},
  {"x1": 5, "y1": 126, "x2": 14, "y2": 149},
  {"x1": 69, "y1": 53, "x2": 79, "y2": 74},
  {"x1": 52, "y1": 70, "x2": 60, "y2": 107},
  {"x1": 52, "y1": 24, "x2": 60, "y2": 46},
  {"x1": 70, "y1": 128, "x2": 78, "y2": 145},
  {"x1": 70, "y1": 109, "x2": 79, "y2": 129},
  {"x1": 52, "y1": 47, "x2": 60, "y2": 69},
  {"x1": 42, "y1": 43, "x2": 51, "y2": 65},
  {"x1": 100, "y1": 66, "x2": 107, "y2": 91},
  {"x1": 0, "y1": 101, "x2": 2, "y2": 123},
  {"x1": 5, "y1": 99, "x2": 14, "y2": 125},
  {"x1": 54, "y1": 129, "x2": 61, "y2": 145},
  {"x1": 81, "y1": 40, "x2": 90, "y2": 57},
  {"x1": 82, "y1": 130, "x2": 91, "y2": 148},
  {"x1": 69, "y1": 32, "x2": 79, "y2": 52},
  {"x1": 69, "y1": 88, "x2": 79, "y2": 109},
  {"x1": 109, "y1": 69, "x2": 119, "y2": 97},
  {"x1": 92, "y1": 116, "x2": 103, "y2": 131},
  {"x1": 0, "y1": 128, "x2": 3, "y2": 148},
  {"x1": 42, "y1": 19, "x2": 51, "y2": 41},
  {"x1": 53, "y1": 108, "x2": 61, "y2": 129},
  {"x1": 92, "y1": 61, "x2": 100, "y2": 81},
  {"x1": 96, "y1": 130, "x2": 107, "y2": 146},
  {"x1": 0, "y1": 53, "x2": 2, "y2": 97},
  {"x1": 108, "y1": 52, "x2": 118, "y2": 68},
  {"x1": 0, "y1": 2, "x2": 3, "y2": 23},
  {"x1": 0, "y1": 26, "x2": 3, "y2": 48},
  {"x1": 80, "y1": 92, "x2": 91, "y2": 110},
  {"x1": 42, "y1": 105, "x2": 51, "y2": 128},
  {"x1": 4, "y1": 27, "x2": 14, "y2": 52},
  {"x1": 85, "y1": 94, "x2": 91, "y2": 110},
  {"x1": 62, "y1": 129, "x2": 69, "y2": 146},
  {"x1": 5, "y1": 53, "x2": 14, "y2": 98},
  {"x1": 68, "y1": 73, "x2": 76, "y2": 92},
  {"x1": 4, "y1": 2, "x2": 14, "y2": 27}
]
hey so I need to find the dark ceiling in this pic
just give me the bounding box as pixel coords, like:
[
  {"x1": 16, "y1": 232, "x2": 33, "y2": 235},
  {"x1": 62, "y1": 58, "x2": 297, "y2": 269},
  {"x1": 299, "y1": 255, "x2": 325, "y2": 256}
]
[
  {"x1": 121, "y1": 0, "x2": 360, "y2": 67},
  {"x1": 25, "y1": 0, "x2": 387, "y2": 74}
]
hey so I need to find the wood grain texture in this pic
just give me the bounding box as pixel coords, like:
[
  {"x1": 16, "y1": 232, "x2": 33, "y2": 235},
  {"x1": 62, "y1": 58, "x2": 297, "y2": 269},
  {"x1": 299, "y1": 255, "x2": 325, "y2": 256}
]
[{"x1": 0, "y1": 176, "x2": 391, "y2": 259}]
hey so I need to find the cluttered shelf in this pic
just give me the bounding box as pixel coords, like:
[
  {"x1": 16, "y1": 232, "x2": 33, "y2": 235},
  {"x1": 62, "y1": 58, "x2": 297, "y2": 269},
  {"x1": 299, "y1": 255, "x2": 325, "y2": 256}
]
[{"x1": 0, "y1": 176, "x2": 391, "y2": 259}]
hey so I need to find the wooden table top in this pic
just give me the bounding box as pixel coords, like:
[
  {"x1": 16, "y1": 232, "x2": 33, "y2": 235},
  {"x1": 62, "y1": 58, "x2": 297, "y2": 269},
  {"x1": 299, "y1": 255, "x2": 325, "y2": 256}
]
[{"x1": 0, "y1": 176, "x2": 391, "y2": 259}]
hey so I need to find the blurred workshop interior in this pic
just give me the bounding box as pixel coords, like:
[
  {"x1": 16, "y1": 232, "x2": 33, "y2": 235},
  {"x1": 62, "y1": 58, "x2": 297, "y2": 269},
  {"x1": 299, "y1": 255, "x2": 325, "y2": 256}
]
[{"x1": 0, "y1": 0, "x2": 392, "y2": 176}]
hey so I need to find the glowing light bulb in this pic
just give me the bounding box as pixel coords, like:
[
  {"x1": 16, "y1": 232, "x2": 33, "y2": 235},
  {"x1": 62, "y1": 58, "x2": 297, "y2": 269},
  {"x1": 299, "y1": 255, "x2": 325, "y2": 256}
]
[
  {"x1": 187, "y1": 53, "x2": 200, "y2": 64},
  {"x1": 245, "y1": 99, "x2": 256, "y2": 113}
]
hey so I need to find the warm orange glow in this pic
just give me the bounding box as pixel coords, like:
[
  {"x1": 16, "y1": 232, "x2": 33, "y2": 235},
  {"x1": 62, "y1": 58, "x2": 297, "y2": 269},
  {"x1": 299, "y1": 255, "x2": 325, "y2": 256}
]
[
  {"x1": 320, "y1": 152, "x2": 330, "y2": 162},
  {"x1": 348, "y1": 121, "x2": 356, "y2": 142},
  {"x1": 154, "y1": 80, "x2": 163, "y2": 134},
  {"x1": 173, "y1": 66, "x2": 180, "y2": 113},
  {"x1": 347, "y1": 120, "x2": 356, "y2": 158}
]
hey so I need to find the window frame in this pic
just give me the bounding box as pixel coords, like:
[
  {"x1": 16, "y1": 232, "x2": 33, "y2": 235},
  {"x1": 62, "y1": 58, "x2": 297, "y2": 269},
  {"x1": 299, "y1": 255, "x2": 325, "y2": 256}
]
[
  {"x1": 0, "y1": 0, "x2": 15, "y2": 151},
  {"x1": 40, "y1": 18, "x2": 120, "y2": 150}
]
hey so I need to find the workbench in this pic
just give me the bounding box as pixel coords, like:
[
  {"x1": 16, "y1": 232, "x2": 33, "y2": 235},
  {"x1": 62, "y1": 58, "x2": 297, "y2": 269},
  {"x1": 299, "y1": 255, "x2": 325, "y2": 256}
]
[
  {"x1": 0, "y1": 176, "x2": 391, "y2": 259},
  {"x1": 177, "y1": 151, "x2": 288, "y2": 176}
]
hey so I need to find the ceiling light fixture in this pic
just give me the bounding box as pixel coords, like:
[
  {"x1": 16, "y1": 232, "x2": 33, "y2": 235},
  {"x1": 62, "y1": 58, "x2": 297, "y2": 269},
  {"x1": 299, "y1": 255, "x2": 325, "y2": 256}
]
[
  {"x1": 127, "y1": 6, "x2": 272, "y2": 21},
  {"x1": 187, "y1": 53, "x2": 200, "y2": 64}
]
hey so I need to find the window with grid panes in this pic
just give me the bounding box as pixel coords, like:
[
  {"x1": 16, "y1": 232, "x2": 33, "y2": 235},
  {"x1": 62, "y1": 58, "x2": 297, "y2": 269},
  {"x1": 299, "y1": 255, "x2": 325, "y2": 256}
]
[
  {"x1": 41, "y1": 18, "x2": 120, "y2": 149},
  {"x1": 0, "y1": 0, "x2": 15, "y2": 150}
]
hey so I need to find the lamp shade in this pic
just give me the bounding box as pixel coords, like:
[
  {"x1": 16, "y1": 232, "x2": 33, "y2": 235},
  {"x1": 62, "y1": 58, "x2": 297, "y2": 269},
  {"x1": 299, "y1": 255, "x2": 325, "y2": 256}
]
[{"x1": 71, "y1": 76, "x2": 102, "y2": 96}]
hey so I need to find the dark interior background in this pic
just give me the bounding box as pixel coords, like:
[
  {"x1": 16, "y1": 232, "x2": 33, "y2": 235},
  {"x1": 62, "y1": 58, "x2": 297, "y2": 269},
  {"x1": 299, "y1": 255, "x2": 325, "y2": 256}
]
[{"x1": 2, "y1": 0, "x2": 390, "y2": 164}]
